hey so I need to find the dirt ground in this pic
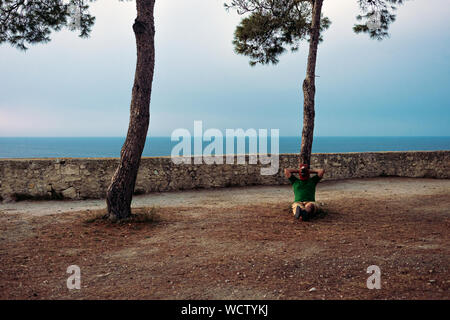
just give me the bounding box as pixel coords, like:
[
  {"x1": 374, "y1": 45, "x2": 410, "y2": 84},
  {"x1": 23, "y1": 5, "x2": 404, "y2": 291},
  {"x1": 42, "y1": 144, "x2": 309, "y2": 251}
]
[{"x1": 0, "y1": 177, "x2": 449, "y2": 300}]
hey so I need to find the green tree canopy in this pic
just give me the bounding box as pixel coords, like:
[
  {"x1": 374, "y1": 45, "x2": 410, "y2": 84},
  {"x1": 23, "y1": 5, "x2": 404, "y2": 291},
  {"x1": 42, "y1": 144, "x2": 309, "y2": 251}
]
[
  {"x1": 354, "y1": 0, "x2": 405, "y2": 40},
  {"x1": 0, "y1": 0, "x2": 96, "y2": 50},
  {"x1": 226, "y1": 0, "x2": 405, "y2": 66},
  {"x1": 225, "y1": 0, "x2": 330, "y2": 65}
]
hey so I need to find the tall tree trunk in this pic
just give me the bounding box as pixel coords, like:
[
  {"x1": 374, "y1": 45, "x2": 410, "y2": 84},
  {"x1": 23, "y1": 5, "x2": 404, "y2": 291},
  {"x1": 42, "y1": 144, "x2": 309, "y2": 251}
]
[
  {"x1": 106, "y1": 0, "x2": 156, "y2": 220},
  {"x1": 300, "y1": 0, "x2": 323, "y2": 165}
]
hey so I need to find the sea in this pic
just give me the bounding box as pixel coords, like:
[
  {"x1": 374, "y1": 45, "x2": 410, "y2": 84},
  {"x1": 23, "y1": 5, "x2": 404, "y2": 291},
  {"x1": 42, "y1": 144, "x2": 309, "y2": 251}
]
[{"x1": 0, "y1": 137, "x2": 449, "y2": 159}]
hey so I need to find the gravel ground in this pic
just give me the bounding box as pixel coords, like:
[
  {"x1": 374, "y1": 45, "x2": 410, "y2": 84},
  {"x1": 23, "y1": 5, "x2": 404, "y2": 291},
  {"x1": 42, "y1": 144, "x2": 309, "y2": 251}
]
[{"x1": 0, "y1": 177, "x2": 449, "y2": 299}]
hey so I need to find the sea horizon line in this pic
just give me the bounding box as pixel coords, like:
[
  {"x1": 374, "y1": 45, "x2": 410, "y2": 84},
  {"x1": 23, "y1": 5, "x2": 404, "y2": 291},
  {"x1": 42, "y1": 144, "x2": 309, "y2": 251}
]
[{"x1": 1, "y1": 136, "x2": 449, "y2": 139}]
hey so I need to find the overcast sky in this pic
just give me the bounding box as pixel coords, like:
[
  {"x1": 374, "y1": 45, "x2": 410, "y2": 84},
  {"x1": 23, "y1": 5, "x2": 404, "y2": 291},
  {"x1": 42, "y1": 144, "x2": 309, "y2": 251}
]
[{"x1": 0, "y1": 0, "x2": 449, "y2": 137}]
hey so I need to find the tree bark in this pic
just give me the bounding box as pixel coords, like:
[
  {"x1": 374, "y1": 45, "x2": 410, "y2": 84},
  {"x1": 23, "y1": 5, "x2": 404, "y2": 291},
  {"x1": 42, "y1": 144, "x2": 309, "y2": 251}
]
[
  {"x1": 106, "y1": 0, "x2": 156, "y2": 220},
  {"x1": 300, "y1": 0, "x2": 323, "y2": 166}
]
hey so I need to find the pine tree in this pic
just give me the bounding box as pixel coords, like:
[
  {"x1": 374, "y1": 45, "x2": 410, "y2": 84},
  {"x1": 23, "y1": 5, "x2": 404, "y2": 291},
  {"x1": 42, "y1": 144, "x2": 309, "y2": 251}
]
[
  {"x1": 0, "y1": 0, "x2": 95, "y2": 50},
  {"x1": 225, "y1": 0, "x2": 405, "y2": 165},
  {"x1": 0, "y1": 0, "x2": 156, "y2": 220}
]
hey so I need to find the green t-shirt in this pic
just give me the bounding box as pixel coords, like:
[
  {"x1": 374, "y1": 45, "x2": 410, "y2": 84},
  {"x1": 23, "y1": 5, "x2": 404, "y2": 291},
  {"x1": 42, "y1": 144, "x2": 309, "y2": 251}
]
[{"x1": 289, "y1": 174, "x2": 321, "y2": 202}]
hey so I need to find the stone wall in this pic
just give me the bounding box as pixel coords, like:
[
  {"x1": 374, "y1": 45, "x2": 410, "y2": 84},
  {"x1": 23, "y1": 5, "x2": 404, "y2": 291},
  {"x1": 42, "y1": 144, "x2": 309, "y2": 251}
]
[{"x1": 0, "y1": 151, "x2": 448, "y2": 201}]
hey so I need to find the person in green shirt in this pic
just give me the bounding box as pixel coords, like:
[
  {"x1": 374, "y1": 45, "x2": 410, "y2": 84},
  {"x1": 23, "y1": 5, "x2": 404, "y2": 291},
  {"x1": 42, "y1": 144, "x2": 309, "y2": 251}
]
[{"x1": 284, "y1": 164, "x2": 325, "y2": 221}]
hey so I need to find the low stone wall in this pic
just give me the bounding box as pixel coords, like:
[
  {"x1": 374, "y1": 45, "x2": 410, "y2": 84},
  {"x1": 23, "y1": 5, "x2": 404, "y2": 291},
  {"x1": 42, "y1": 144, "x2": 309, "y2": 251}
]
[{"x1": 0, "y1": 151, "x2": 448, "y2": 201}]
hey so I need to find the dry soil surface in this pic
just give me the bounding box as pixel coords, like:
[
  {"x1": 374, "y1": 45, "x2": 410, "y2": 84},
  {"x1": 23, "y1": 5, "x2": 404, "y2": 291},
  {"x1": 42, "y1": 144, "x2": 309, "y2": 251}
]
[{"x1": 0, "y1": 177, "x2": 449, "y2": 299}]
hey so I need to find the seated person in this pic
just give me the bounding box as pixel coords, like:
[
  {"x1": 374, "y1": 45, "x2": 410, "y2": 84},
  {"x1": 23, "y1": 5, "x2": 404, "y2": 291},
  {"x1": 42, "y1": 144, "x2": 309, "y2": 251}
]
[{"x1": 284, "y1": 164, "x2": 325, "y2": 221}]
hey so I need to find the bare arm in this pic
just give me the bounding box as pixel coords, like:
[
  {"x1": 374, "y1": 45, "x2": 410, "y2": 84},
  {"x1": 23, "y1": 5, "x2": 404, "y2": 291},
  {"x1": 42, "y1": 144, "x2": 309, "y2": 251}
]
[
  {"x1": 284, "y1": 168, "x2": 299, "y2": 178},
  {"x1": 309, "y1": 168, "x2": 325, "y2": 179}
]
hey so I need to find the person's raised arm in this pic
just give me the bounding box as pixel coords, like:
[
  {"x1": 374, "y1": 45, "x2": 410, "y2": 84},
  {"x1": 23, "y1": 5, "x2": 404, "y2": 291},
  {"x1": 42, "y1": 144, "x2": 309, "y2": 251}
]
[
  {"x1": 284, "y1": 168, "x2": 299, "y2": 179},
  {"x1": 309, "y1": 168, "x2": 325, "y2": 179}
]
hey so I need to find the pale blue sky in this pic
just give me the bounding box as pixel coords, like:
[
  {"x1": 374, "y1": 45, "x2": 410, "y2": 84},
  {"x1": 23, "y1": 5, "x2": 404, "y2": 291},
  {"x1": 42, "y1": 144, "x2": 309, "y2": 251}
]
[{"x1": 0, "y1": 0, "x2": 449, "y2": 137}]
